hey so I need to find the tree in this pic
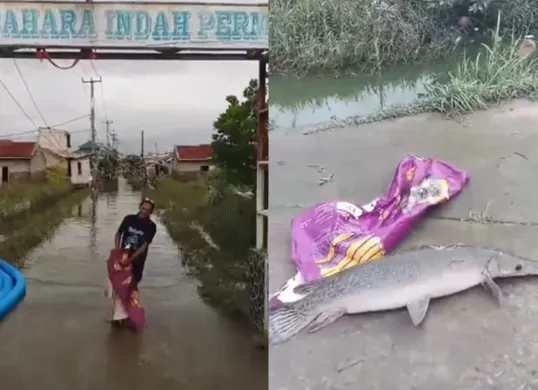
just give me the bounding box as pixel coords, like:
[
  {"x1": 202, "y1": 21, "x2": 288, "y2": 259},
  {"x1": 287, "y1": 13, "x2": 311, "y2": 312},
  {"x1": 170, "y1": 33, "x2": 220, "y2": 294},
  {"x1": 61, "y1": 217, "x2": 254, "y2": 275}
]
[{"x1": 211, "y1": 79, "x2": 258, "y2": 188}]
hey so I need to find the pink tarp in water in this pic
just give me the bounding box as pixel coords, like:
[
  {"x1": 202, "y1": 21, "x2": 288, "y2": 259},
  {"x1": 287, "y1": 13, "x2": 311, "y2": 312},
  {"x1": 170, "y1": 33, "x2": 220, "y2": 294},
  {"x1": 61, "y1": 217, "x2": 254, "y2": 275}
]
[
  {"x1": 107, "y1": 248, "x2": 146, "y2": 330},
  {"x1": 272, "y1": 156, "x2": 469, "y2": 304}
]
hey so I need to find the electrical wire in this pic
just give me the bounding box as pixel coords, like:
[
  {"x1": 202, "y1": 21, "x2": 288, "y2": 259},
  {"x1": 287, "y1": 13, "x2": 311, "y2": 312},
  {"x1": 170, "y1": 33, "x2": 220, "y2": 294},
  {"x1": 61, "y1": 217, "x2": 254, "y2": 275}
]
[
  {"x1": 11, "y1": 59, "x2": 70, "y2": 151},
  {"x1": 0, "y1": 80, "x2": 38, "y2": 129},
  {"x1": 0, "y1": 116, "x2": 91, "y2": 140},
  {"x1": 12, "y1": 59, "x2": 49, "y2": 128}
]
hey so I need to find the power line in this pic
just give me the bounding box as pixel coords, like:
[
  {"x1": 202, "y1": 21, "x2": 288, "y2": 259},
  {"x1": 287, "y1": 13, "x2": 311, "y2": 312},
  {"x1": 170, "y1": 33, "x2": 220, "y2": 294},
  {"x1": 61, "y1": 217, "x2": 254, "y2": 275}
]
[
  {"x1": 12, "y1": 59, "x2": 49, "y2": 128},
  {"x1": 50, "y1": 114, "x2": 89, "y2": 128},
  {"x1": 0, "y1": 80, "x2": 38, "y2": 129},
  {"x1": 0, "y1": 128, "x2": 90, "y2": 140}
]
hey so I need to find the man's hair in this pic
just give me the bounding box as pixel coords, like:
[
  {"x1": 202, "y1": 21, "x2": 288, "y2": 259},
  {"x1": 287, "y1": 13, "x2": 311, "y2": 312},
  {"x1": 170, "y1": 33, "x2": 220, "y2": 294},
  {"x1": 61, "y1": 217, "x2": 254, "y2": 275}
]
[{"x1": 139, "y1": 198, "x2": 155, "y2": 211}]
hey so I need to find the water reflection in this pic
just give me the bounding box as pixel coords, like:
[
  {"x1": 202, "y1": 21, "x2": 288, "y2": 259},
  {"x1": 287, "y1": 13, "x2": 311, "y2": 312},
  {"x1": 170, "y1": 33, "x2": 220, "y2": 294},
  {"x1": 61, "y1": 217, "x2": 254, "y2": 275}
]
[{"x1": 269, "y1": 59, "x2": 456, "y2": 128}]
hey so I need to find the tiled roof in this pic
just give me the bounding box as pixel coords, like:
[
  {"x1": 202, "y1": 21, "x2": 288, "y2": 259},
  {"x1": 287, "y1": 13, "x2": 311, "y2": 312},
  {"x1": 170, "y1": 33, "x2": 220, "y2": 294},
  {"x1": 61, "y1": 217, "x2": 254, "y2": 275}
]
[
  {"x1": 175, "y1": 144, "x2": 212, "y2": 161},
  {"x1": 0, "y1": 141, "x2": 37, "y2": 159}
]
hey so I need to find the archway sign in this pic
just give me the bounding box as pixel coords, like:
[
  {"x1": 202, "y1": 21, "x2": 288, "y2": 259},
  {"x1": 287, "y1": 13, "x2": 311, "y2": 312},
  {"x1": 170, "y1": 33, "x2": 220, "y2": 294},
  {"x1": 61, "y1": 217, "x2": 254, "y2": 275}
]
[
  {"x1": 0, "y1": 0, "x2": 269, "y2": 250},
  {"x1": 0, "y1": 1, "x2": 268, "y2": 60}
]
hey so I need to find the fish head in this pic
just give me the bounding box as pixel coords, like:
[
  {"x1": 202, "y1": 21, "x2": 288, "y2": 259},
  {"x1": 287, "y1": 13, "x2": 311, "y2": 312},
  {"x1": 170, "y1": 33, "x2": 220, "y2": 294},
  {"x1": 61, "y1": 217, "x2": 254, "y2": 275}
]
[{"x1": 490, "y1": 252, "x2": 538, "y2": 278}]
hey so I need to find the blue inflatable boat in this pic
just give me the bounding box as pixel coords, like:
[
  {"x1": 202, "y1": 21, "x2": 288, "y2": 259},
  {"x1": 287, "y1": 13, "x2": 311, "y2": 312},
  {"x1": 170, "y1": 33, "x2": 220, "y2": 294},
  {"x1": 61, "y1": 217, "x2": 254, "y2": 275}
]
[{"x1": 0, "y1": 259, "x2": 26, "y2": 321}]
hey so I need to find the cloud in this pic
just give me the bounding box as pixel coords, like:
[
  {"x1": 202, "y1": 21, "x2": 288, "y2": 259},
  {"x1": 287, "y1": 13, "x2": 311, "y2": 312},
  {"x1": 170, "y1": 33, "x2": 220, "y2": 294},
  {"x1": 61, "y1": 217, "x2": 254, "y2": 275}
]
[{"x1": 0, "y1": 57, "x2": 257, "y2": 153}]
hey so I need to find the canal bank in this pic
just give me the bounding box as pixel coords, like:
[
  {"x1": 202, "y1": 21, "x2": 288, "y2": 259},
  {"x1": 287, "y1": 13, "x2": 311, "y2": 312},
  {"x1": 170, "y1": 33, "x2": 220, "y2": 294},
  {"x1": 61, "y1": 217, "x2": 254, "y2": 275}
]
[
  {"x1": 0, "y1": 179, "x2": 266, "y2": 390},
  {"x1": 269, "y1": 99, "x2": 538, "y2": 390}
]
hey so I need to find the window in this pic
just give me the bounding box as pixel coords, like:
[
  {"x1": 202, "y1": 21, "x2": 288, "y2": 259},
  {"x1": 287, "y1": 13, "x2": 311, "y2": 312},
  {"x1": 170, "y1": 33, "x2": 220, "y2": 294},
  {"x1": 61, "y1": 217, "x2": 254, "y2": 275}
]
[
  {"x1": 77, "y1": 162, "x2": 82, "y2": 175},
  {"x1": 66, "y1": 133, "x2": 71, "y2": 148},
  {"x1": 200, "y1": 165, "x2": 209, "y2": 172}
]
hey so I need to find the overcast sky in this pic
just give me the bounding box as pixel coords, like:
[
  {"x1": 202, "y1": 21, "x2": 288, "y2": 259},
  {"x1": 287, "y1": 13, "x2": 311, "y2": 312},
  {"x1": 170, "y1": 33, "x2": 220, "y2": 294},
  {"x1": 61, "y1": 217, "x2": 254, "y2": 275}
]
[
  {"x1": 0, "y1": 59, "x2": 258, "y2": 154},
  {"x1": 0, "y1": 0, "x2": 264, "y2": 154}
]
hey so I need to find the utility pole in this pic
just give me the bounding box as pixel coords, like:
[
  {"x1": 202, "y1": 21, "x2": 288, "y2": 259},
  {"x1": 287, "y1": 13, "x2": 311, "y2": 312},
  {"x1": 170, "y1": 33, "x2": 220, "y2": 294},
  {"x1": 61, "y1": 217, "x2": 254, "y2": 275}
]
[
  {"x1": 140, "y1": 130, "x2": 144, "y2": 159},
  {"x1": 154, "y1": 142, "x2": 158, "y2": 156},
  {"x1": 104, "y1": 119, "x2": 113, "y2": 148},
  {"x1": 140, "y1": 130, "x2": 146, "y2": 187},
  {"x1": 82, "y1": 77, "x2": 102, "y2": 189}
]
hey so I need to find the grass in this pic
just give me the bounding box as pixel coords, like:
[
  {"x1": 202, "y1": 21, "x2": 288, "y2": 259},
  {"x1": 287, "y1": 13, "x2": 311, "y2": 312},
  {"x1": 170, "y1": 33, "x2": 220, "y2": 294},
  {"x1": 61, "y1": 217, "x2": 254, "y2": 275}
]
[
  {"x1": 0, "y1": 167, "x2": 72, "y2": 219},
  {"x1": 426, "y1": 34, "x2": 538, "y2": 113},
  {"x1": 148, "y1": 176, "x2": 265, "y2": 333},
  {"x1": 270, "y1": 0, "x2": 538, "y2": 76},
  {"x1": 271, "y1": 0, "x2": 455, "y2": 75},
  {"x1": 0, "y1": 188, "x2": 90, "y2": 266}
]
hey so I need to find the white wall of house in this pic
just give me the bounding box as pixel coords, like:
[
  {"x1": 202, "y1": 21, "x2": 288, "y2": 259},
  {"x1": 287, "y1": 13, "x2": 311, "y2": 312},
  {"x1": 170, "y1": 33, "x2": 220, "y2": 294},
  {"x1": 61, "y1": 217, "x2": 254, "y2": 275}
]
[
  {"x1": 38, "y1": 129, "x2": 70, "y2": 155},
  {"x1": 172, "y1": 160, "x2": 212, "y2": 173},
  {"x1": 0, "y1": 150, "x2": 47, "y2": 185},
  {"x1": 70, "y1": 157, "x2": 92, "y2": 186},
  {"x1": 41, "y1": 148, "x2": 68, "y2": 170}
]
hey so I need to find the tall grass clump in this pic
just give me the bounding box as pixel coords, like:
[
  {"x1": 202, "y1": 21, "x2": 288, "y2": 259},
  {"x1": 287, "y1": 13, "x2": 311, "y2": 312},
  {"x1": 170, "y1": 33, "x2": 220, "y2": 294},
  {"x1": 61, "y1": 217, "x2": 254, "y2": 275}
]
[
  {"x1": 270, "y1": 0, "x2": 454, "y2": 75},
  {"x1": 271, "y1": 0, "x2": 538, "y2": 75},
  {"x1": 426, "y1": 17, "x2": 538, "y2": 113}
]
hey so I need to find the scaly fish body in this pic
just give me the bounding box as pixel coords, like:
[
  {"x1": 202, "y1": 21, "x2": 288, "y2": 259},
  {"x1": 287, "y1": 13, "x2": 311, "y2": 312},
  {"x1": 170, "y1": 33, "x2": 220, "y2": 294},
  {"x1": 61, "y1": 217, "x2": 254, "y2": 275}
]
[{"x1": 269, "y1": 245, "x2": 538, "y2": 344}]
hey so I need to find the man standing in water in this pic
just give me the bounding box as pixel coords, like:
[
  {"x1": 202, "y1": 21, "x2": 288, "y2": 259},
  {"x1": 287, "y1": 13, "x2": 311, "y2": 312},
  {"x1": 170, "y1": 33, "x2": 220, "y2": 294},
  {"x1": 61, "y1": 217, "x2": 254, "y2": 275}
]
[{"x1": 114, "y1": 198, "x2": 157, "y2": 287}]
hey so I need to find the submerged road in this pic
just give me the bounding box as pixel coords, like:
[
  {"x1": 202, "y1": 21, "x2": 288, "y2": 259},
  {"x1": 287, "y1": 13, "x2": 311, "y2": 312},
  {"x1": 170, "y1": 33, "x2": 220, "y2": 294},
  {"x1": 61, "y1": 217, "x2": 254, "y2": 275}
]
[
  {"x1": 0, "y1": 180, "x2": 266, "y2": 390},
  {"x1": 269, "y1": 100, "x2": 538, "y2": 390}
]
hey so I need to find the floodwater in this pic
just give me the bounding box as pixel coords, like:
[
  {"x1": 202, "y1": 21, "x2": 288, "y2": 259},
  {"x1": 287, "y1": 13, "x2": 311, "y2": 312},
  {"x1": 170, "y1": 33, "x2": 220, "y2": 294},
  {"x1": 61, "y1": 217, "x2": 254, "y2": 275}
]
[
  {"x1": 0, "y1": 179, "x2": 266, "y2": 390},
  {"x1": 270, "y1": 60, "x2": 455, "y2": 129}
]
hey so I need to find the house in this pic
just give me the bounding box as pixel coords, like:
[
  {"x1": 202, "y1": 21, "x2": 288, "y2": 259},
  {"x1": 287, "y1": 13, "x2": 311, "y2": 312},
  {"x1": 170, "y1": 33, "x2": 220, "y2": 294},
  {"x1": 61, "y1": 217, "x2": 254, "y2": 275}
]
[
  {"x1": 75, "y1": 140, "x2": 102, "y2": 154},
  {"x1": 145, "y1": 153, "x2": 173, "y2": 179},
  {"x1": 171, "y1": 144, "x2": 213, "y2": 179},
  {"x1": 37, "y1": 128, "x2": 71, "y2": 170},
  {"x1": 67, "y1": 152, "x2": 93, "y2": 187},
  {"x1": 0, "y1": 141, "x2": 47, "y2": 185}
]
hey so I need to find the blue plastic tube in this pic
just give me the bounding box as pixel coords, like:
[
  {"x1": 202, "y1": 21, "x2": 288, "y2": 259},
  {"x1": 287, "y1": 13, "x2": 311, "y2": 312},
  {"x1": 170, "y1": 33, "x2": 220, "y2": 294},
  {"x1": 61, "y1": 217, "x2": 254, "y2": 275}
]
[{"x1": 0, "y1": 259, "x2": 26, "y2": 321}]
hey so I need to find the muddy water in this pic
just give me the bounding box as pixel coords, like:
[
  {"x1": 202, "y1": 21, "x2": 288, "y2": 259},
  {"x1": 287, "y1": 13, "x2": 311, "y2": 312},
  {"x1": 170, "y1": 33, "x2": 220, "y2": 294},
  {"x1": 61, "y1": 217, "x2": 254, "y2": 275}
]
[
  {"x1": 0, "y1": 179, "x2": 266, "y2": 390},
  {"x1": 270, "y1": 60, "x2": 456, "y2": 129}
]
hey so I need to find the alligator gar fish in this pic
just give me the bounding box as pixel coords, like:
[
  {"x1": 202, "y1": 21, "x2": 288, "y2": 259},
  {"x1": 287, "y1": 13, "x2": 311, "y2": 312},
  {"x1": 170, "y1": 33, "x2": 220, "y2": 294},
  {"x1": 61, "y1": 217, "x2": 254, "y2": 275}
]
[{"x1": 269, "y1": 245, "x2": 538, "y2": 344}]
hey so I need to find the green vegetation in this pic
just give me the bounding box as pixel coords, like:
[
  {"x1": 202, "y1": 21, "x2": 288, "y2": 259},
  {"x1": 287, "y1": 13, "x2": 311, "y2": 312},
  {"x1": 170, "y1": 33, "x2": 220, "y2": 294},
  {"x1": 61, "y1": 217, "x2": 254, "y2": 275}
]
[
  {"x1": 425, "y1": 36, "x2": 538, "y2": 113},
  {"x1": 97, "y1": 148, "x2": 120, "y2": 181},
  {"x1": 0, "y1": 166, "x2": 71, "y2": 219},
  {"x1": 271, "y1": 0, "x2": 538, "y2": 75},
  {"x1": 149, "y1": 175, "x2": 257, "y2": 315},
  {"x1": 122, "y1": 154, "x2": 145, "y2": 189},
  {"x1": 149, "y1": 81, "x2": 266, "y2": 337},
  {"x1": 211, "y1": 79, "x2": 258, "y2": 187},
  {"x1": 0, "y1": 188, "x2": 90, "y2": 266}
]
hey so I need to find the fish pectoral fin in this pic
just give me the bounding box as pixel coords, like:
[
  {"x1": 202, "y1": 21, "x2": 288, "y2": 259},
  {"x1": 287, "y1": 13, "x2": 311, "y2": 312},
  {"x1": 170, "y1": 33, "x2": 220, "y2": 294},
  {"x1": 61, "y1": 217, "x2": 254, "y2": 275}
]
[
  {"x1": 307, "y1": 307, "x2": 346, "y2": 334},
  {"x1": 481, "y1": 269, "x2": 503, "y2": 305},
  {"x1": 406, "y1": 298, "x2": 430, "y2": 327}
]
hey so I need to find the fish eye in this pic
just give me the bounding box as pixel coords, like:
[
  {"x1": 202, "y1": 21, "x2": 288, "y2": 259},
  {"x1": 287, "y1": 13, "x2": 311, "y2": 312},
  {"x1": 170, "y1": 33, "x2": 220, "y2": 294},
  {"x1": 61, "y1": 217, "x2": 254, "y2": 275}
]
[{"x1": 515, "y1": 264, "x2": 523, "y2": 271}]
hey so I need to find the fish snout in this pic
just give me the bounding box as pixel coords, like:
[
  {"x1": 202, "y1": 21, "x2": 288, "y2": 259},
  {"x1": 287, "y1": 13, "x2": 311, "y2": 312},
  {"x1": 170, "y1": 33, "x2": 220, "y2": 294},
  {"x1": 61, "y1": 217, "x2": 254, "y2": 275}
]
[{"x1": 495, "y1": 253, "x2": 538, "y2": 278}]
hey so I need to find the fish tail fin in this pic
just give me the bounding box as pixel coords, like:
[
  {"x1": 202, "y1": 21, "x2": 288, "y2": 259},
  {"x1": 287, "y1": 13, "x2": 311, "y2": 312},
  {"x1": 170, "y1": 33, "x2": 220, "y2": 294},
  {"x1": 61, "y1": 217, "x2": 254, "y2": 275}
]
[{"x1": 269, "y1": 306, "x2": 313, "y2": 345}]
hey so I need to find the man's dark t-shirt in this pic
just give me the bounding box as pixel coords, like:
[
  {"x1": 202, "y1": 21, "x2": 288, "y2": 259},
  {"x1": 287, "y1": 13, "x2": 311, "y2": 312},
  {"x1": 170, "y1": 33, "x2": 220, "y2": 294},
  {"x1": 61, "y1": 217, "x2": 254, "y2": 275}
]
[{"x1": 117, "y1": 214, "x2": 157, "y2": 283}]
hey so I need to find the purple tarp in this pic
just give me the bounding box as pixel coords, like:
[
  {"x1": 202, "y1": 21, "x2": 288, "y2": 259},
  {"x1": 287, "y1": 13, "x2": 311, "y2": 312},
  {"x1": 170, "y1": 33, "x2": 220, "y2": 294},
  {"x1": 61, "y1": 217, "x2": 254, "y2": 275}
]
[{"x1": 275, "y1": 156, "x2": 469, "y2": 301}]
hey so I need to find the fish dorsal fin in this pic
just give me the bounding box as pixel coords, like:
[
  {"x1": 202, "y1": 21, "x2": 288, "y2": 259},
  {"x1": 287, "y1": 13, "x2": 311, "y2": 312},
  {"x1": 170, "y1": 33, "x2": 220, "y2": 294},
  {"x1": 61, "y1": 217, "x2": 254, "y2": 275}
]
[{"x1": 406, "y1": 297, "x2": 430, "y2": 326}]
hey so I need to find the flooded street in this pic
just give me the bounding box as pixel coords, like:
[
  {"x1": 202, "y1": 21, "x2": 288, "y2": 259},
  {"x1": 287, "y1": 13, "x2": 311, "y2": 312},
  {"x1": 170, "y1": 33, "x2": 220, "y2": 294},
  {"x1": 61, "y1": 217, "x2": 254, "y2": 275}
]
[{"x1": 0, "y1": 179, "x2": 266, "y2": 390}]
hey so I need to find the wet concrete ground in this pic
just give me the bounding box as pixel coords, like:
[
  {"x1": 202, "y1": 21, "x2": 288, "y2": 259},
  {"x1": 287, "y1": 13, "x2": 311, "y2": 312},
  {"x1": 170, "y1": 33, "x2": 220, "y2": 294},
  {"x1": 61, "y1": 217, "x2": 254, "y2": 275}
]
[
  {"x1": 0, "y1": 180, "x2": 266, "y2": 390},
  {"x1": 269, "y1": 100, "x2": 538, "y2": 390}
]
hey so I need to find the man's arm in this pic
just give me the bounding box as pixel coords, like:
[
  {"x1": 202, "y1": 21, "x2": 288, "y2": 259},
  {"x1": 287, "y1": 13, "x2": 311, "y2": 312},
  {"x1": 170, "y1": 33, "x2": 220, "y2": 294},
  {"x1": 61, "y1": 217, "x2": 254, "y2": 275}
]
[{"x1": 114, "y1": 216, "x2": 129, "y2": 249}]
